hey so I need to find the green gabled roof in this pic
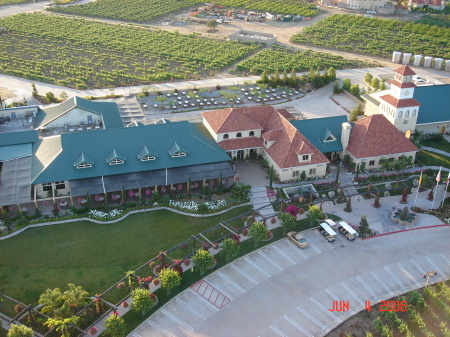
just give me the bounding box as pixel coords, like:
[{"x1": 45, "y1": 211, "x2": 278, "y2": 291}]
[
  {"x1": 126, "y1": 120, "x2": 144, "y2": 127},
  {"x1": 291, "y1": 115, "x2": 348, "y2": 154},
  {"x1": 321, "y1": 128, "x2": 336, "y2": 142},
  {"x1": 137, "y1": 145, "x2": 158, "y2": 159},
  {"x1": 154, "y1": 118, "x2": 172, "y2": 124},
  {"x1": 0, "y1": 130, "x2": 38, "y2": 146},
  {"x1": 168, "y1": 141, "x2": 189, "y2": 156},
  {"x1": 414, "y1": 84, "x2": 450, "y2": 125},
  {"x1": 35, "y1": 96, "x2": 123, "y2": 129},
  {"x1": 31, "y1": 121, "x2": 230, "y2": 184},
  {"x1": 73, "y1": 152, "x2": 95, "y2": 167},
  {"x1": 106, "y1": 148, "x2": 127, "y2": 163}
]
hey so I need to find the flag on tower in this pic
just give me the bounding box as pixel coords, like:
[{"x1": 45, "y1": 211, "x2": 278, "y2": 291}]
[{"x1": 436, "y1": 167, "x2": 442, "y2": 183}]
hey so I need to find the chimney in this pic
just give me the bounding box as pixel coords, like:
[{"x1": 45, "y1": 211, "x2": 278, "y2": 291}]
[{"x1": 341, "y1": 122, "x2": 352, "y2": 151}]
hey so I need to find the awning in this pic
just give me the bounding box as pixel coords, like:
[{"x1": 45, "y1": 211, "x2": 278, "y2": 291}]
[
  {"x1": 0, "y1": 157, "x2": 32, "y2": 206},
  {"x1": 0, "y1": 144, "x2": 32, "y2": 161},
  {"x1": 67, "y1": 162, "x2": 234, "y2": 197},
  {"x1": 319, "y1": 222, "x2": 337, "y2": 236},
  {"x1": 339, "y1": 221, "x2": 357, "y2": 236}
]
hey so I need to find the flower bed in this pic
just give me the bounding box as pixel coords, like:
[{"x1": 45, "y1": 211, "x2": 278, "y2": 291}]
[
  {"x1": 88, "y1": 209, "x2": 123, "y2": 220},
  {"x1": 168, "y1": 199, "x2": 227, "y2": 213}
]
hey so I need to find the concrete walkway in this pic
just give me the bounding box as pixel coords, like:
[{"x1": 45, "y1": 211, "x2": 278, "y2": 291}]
[
  {"x1": 422, "y1": 146, "x2": 450, "y2": 158},
  {"x1": 250, "y1": 186, "x2": 276, "y2": 223}
]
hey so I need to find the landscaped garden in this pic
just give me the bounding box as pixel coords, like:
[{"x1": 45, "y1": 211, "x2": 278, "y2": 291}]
[
  {"x1": 0, "y1": 0, "x2": 33, "y2": 6},
  {"x1": 327, "y1": 281, "x2": 450, "y2": 337},
  {"x1": 0, "y1": 13, "x2": 260, "y2": 89},
  {"x1": 0, "y1": 205, "x2": 251, "y2": 306},
  {"x1": 291, "y1": 14, "x2": 450, "y2": 59},
  {"x1": 49, "y1": 0, "x2": 318, "y2": 23},
  {"x1": 235, "y1": 47, "x2": 375, "y2": 74},
  {"x1": 416, "y1": 150, "x2": 450, "y2": 168}
]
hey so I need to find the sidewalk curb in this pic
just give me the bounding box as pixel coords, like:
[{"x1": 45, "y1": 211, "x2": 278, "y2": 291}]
[{"x1": 362, "y1": 224, "x2": 450, "y2": 240}]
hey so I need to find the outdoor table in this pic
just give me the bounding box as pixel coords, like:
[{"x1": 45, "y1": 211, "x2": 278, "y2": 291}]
[
  {"x1": 214, "y1": 102, "x2": 219, "y2": 105},
  {"x1": 59, "y1": 200, "x2": 68, "y2": 208},
  {"x1": 98, "y1": 197, "x2": 104, "y2": 202},
  {"x1": 265, "y1": 90, "x2": 270, "y2": 93},
  {"x1": 241, "y1": 88, "x2": 245, "y2": 91},
  {"x1": 95, "y1": 126, "x2": 100, "y2": 130},
  {"x1": 191, "y1": 103, "x2": 195, "y2": 107},
  {"x1": 256, "y1": 99, "x2": 261, "y2": 102},
  {"x1": 210, "y1": 98, "x2": 214, "y2": 101},
  {"x1": 184, "y1": 104, "x2": 188, "y2": 107},
  {"x1": 172, "y1": 106, "x2": 177, "y2": 109},
  {"x1": 185, "y1": 100, "x2": 189, "y2": 104},
  {"x1": 269, "y1": 97, "x2": 274, "y2": 100},
  {"x1": 282, "y1": 94, "x2": 287, "y2": 98},
  {"x1": 248, "y1": 97, "x2": 253, "y2": 100},
  {"x1": 182, "y1": 92, "x2": 186, "y2": 95},
  {"x1": 294, "y1": 91, "x2": 299, "y2": 94},
  {"x1": 69, "y1": 128, "x2": 74, "y2": 132},
  {"x1": 167, "y1": 93, "x2": 171, "y2": 97},
  {"x1": 186, "y1": 96, "x2": 191, "y2": 99},
  {"x1": 277, "y1": 96, "x2": 281, "y2": 99},
  {"x1": 115, "y1": 194, "x2": 121, "y2": 200},
  {"x1": 174, "y1": 93, "x2": 178, "y2": 96},
  {"x1": 222, "y1": 101, "x2": 226, "y2": 104},
  {"x1": 78, "y1": 127, "x2": 83, "y2": 132},
  {"x1": 154, "y1": 104, "x2": 158, "y2": 108},
  {"x1": 178, "y1": 97, "x2": 182, "y2": 100},
  {"x1": 199, "y1": 103, "x2": 204, "y2": 106},
  {"x1": 196, "y1": 99, "x2": 201, "y2": 103},
  {"x1": 244, "y1": 92, "x2": 248, "y2": 95},
  {"x1": 271, "y1": 88, "x2": 276, "y2": 92},
  {"x1": 204, "y1": 99, "x2": 208, "y2": 102},
  {"x1": 80, "y1": 199, "x2": 87, "y2": 205},
  {"x1": 207, "y1": 102, "x2": 211, "y2": 105},
  {"x1": 178, "y1": 101, "x2": 183, "y2": 105},
  {"x1": 288, "y1": 93, "x2": 293, "y2": 96},
  {"x1": 263, "y1": 98, "x2": 268, "y2": 101}
]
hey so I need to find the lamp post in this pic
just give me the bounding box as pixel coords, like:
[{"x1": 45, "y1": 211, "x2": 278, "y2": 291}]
[{"x1": 422, "y1": 270, "x2": 437, "y2": 287}]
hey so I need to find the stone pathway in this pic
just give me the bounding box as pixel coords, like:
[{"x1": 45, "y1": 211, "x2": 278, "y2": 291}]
[
  {"x1": 422, "y1": 146, "x2": 450, "y2": 158},
  {"x1": 250, "y1": 186, "x2": 276, "y2": 225}
]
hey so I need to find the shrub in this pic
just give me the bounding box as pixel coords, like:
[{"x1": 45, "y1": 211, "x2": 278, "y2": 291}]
[
  {"x1": 116, "y1": 282, "x2": 126, "y2": 290},
  {"x1": 159, "y1": 268, "x2": 182, "y2": 295},
  {"x1": 183, "y1": 258, "x2": 190, "y2": 266},
  {"x1": 104, "y1": 314, "x2": 126, "y2": 337},
  {"x1": 149, "y1": 261, "x2": 156, "y2": 269},
  {"x1": 270, "y1": 217, "x2": 277, "y2": 224},
  {"x1": 241, "y1": 228, "x2": 248, "y2": 236},
  {"x1": 121, "y1": 301, "x2": 129, "y2": 308},
  {"x1": 130, "y1": 288, "x2": 155, "y2": 315},
  {"x1": 152, "y1": 278, "x2": 159, "y2": 286},
  {"x1": 89, "y1": 327, "x2": 97, "y2": 335},
  {"x1": 193, "y1": 249, "x2": 214, "y2": 275},
  {"x1": 14, "y1": 304, "x2": 24, "y2": 314}
]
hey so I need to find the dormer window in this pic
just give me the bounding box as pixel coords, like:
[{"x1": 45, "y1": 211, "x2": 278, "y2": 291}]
[
  {"x1": 138, "y1": 145, "x2": 158, "y2": 162},
  {"x1": 172, "y1": 151, "x2": 187, "y2": 157},
  {"x1": 77, "y1": 163, "x2": 92, "y2": 169},
  {"x1": 236, "y1": 132, "x2": 242, "y2": 138},
  {"x1": 324, "y1": 134, "x2": 336, "y2": 142},
  {"x1": 106, "y1": 149, "x2": 126, "y2": 165},
  {"x1": 249, "y1": 131, "x2": 254, "y2": 136},
  {"x1": 168, "y1": 141, "x2": 188, "y2": 158},
  {"x1": 223, "y1": 134, "x2": 229, "y2": 139},
  {"x1": 109, "y1": 158, "x2": 124, "y2": 165},
  {"x1": 74, "y1": 152, "x2": 94, "y2": 169},
  {"x1": 302, "y1": 155, "x2": 309, "y2": 161}
]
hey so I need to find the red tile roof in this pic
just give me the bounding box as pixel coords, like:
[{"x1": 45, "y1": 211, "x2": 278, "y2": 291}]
[
  {"x1": 394, "y1": 65, "x2": 416, "y2": 76},
  {"x1": 346, "y1": 114, "x2": 418, "y2": 159},
  {"x1": 201, "y1": 108, "x2": 263, "y2": 133},
  {"x1": 218, "y1": 137, "x2": 262, "y2": 151},
  {"x1": 203, "y1": 106, "x2": 329, "y2": 169},
  {"x1": 379, "y1": 94, "x2": 421, "y2": 108},
  {"x1": 262, "y1": 129, "x2": 282, "y2": 141},
  {"x1": 389, "y1": 80, "x2": 416, "y2": 89}
]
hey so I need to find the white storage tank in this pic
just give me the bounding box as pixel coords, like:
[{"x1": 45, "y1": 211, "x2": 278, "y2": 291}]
[
  {"x1": 434, "y1": 58, "x2": 443, "y2": 70},
  {"x1": 423, "y1": 56, "x2": 433, "y2": 68},
  {"x1": 445, "y1": 60, "x2": 450, "y2": 72},
  {"x1": 402, "y1": 53, "x2": 412, "y2": 65},
  {"x1": 392, "y1": 51, "x2": 402, "y2": 63},
  {"x1": 413, "y1": 55, "x2": 422, "y2": 66}
]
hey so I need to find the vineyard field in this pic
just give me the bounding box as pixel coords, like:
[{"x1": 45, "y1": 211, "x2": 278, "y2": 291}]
[
  {"x1": 48, "y1": 0, "x2": 199, "y2": 23},
  {"x1": 291, "y1": 14, "x2": 450, "y2": 59},
  {"x1": 236, "y1": 48, "x2": 374, "y2": 73},
  {"x1": 0, "y1": 13, "x2": 259, "y2": 89},
  {"x1": 0, "y1": 0, "x2": 32, "y2": 5},
  {"x1": 49, "y1": 0, "x2": 317, "y2": 23}
]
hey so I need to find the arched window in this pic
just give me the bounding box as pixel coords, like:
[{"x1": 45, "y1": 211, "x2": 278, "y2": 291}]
[
  {"x1": 382, "y1": 104, "x2": 385, "y2": 112},
  {"x1": 223, "y1": 134, "x2": 229, "y2": 139},
  {"x1": 405, "y1": 110, "x2": 410, "y2": 117},
  {"x1": 398, "y1": 111, "x2": 402, "y2": 118},
  {"x1": 412, "y1": 109, "x2": 417, "y2": 116},
  {"x1": 236, "y1": 132, "x2": 242, "y2": 138},
  {"x1": 249, "y1": 131, "x2": 254, "y2": 136}
]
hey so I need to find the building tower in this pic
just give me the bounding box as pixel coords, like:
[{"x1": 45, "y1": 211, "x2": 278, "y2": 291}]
[{"x1": 378, "y1": 65, "x2": 421, "y2": 137}]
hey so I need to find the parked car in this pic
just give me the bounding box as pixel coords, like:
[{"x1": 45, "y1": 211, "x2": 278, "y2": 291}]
[
  {"x1": 287, "y1": 231, "x2": 309, "y2": 248},
  {"x1": 319, "y1": 228, "x2": 335, "y2": 242}
]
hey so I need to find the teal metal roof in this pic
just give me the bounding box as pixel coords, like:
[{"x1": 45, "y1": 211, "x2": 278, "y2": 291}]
[
  {"x1": 105, "y1": 148, "x2": 127, "y2": 163},
  {"x1": 31, "y1": 121, "x2": 230, "y2": 184},
  {"x1": 35, "y1": 96, "x2": 123, "y2": 129},
  {"x1": 0, "y1": 144, "x2": 32, "y2": 161},
  {"x1": 291, "y1": 116, "x2": 348, "y2": 154},
  {"x1": 414, "y1": 84, "x2": 450, "y2": 125},
  {"x1": 0, "y1": 130, "x2": 38, "y2": 146}
]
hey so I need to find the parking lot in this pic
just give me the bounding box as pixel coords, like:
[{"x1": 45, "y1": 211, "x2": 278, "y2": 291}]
[{"x1": 130, "y1": 226, "x2": 450, "y2": 337}]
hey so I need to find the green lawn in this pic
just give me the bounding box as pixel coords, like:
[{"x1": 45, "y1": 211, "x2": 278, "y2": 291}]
[
  {"x1": 0, "y1": 206, "x2": 251, "y2": 305},
  {"x1": 416, "y1": 150, "x2": 450, "y2": 168},
  {"x1": 421, "y1": 138, "x2": 450, "y2": 153}
]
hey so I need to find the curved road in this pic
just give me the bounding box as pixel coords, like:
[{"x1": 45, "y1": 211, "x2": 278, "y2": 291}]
[{"x1": 131, "y1": 226, "x2": 450, "y2": 337}]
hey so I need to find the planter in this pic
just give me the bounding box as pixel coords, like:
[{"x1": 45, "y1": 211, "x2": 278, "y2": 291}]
[
  {"x1": 263, "y1": 231, "x2": 273, "y2": 242},
  {"x1": 208, "y1": 259, "x2": 217, "y2": 270}
]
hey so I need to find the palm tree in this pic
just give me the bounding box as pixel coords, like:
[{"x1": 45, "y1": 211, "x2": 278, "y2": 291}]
[
  {"x1": 45, "y1": 316, "x2": 80, "y2": 337},
  {"x1": 380, "y1": 158, "x2": 391, "y2": 175},
  {"x1": 39, "y1": 288, "x2": 68, "y2": 318},
  {"x1": 63, "y1": 284, "x2": 88, "y2": 312}
]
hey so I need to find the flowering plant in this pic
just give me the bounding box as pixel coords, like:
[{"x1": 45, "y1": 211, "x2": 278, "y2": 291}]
[{"x1": 88, "y1": 209, "x2": 122, "y2": 220}]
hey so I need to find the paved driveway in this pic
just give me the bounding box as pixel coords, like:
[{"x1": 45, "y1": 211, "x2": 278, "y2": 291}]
[{"x1": 130, "y1": 226, "x2": 450, "y2": 337}]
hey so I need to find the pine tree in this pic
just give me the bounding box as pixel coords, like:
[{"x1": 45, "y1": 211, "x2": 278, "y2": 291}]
[
  {"x1": 342, "y1": 78, "x2": 352, "y2": 91},
  {"x1": 344, "y1": 196, "x2": 352, "y2": 212},
  {"x1": 31, "y1": 83, "x2": 39, "y2": 98},
  {"x1": 260, "y1": 70, "x2": 269, "y2": 84},
  {"x1": 371, "y1": 77, "x2": 380, "y2": 90},
  {"x1": 290, "y1": 69, "x2": 298, "y2": 87},
  {"x1": 364, "y1": 72, "x2": 373, "y2": 83},
  {"x1": 373, "y1": 192, "x2": 381, "y2": 208},
  {"x1": 358, "y1": 214, "x2": 371, "y2": 237},
  {"x1": 333, "y1": 80, "x2": 341, "y2": 94}
]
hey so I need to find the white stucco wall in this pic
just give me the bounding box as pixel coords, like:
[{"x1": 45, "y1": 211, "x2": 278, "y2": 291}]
[
  {"x1": 347, "y1": 151, "x2": 417, "y2": 169},
  {"x1": 416, "y1": 122, "x2": 450, "y2": 134}
]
